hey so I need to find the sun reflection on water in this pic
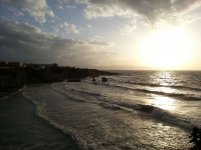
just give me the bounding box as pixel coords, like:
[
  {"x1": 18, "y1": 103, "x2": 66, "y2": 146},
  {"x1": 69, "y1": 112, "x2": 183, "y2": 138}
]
[
  {"x1": 151, "y1": 96, "x2": 176, "y2": 111},
  {"x1": 149, "y1": 71, "x2": 177, "y2": 111},
  {"x1": 152, "y1": 71, "x2": 176, "y2": 86}
]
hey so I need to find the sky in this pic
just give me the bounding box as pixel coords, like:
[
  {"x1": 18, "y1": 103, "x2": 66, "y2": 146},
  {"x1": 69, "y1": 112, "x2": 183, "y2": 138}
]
[{"x1": 0, "y1": 0, "x2": 201, "y2": 70}]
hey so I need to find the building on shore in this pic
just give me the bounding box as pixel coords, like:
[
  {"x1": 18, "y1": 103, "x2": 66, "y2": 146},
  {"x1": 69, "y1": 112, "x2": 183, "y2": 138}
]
[{"x1": 0, "y1": 61, "x2": 24, "y2": 68}]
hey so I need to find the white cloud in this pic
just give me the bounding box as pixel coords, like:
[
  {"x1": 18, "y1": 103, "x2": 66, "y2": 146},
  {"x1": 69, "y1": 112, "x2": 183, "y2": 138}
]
[
  {"x1": 57, "y1": 0, "x2": 86, "y2": 9},
  {"x1": 87, "y1": 24, "x2": 92, "y2": 28},
  {"x1": 87, "y1": 39, "x2": 111, "y2": 46},
  {"x1": 58, "y1": 22, "x2": 79, "y2": 34},
  {"x1": 63, "y1": 22, "x2": 80, "y2": 34},
  {"x1": 9, "y1": 8, "x2": 25, "y2": 17},
  {"x1": 0, "y1": 20, "x2": 115, "y2": 67},
  {"x1": 2, "y1": 0, "x2": 54, "y2": 23},
  {"x1": 84, "y1": 4, "x2": 133, "y2": 19},
  {"x1": 121, "y1": 20, "x2": 137, "y2": 35},
  {"x1": 84, "y1": 0, "x2": 201, "y2": 25}
]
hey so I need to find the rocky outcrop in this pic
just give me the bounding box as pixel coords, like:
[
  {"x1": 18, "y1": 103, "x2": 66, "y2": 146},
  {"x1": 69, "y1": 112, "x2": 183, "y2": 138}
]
[{"x1": 0, "y1": 67, "x2": 117, "y2": 89}]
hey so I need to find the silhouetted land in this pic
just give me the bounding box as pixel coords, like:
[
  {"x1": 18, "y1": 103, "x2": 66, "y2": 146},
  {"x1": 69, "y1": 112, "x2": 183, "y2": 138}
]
[{"x1": 0, "y1": 64, "x2": 117, "y2": 92}]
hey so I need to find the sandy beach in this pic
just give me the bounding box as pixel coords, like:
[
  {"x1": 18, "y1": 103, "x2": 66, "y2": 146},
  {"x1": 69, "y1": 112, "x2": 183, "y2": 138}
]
[{"x1": 0, "y1": 92, "x2": 78, "y2": 150}]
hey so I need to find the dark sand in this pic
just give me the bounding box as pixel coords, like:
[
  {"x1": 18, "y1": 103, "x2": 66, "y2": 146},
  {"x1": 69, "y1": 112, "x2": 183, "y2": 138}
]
[
  {"x1": 0, "y1": 89, "x2": 18, "y2": 99},
  {"x1": 0, "y1": 92, "x2": 78, "y2": 150}
]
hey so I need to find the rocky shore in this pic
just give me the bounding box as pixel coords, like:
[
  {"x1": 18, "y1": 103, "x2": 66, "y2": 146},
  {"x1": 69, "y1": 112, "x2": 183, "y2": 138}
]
[{"x1": 0, "y1": 66, "x2": 117, "y2": 90}]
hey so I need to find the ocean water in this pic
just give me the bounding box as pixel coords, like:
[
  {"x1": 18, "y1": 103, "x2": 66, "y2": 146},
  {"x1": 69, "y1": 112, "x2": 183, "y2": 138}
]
[{"x1": 2, "y1": 71, "x2": 201, "y2": 149}]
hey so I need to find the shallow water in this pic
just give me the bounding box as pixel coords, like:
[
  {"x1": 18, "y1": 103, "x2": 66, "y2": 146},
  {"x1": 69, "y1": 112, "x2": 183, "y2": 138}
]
[
  {"x1": 23, "y1": 83, "x2": 191, "y2": 149},
  {"x1": 1, "y1": 71, "x2": 199, "y2": 149}
]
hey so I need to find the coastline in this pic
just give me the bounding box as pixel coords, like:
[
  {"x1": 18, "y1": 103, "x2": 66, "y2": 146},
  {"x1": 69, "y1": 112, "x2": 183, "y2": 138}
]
[
  {"x1": 0, "y1": 88, "x2": 19, "y2": 99},
  {"x1": 0, "y1": 73, "x2": 198, "y2": 149},
  {"x1": 0, "y1": 92, "x2": 79, "y2": 150},
  {"x1": 0, "y1": 67, "x2": 117, "y2": 90},
  {"x1": 0, "y1": 66, "x2": 117, "y2": 149}
]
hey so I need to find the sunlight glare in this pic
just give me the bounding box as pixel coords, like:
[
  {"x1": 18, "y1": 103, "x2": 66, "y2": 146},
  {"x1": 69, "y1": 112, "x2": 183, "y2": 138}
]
[
  {"x1": 151, "y1": 97, "x2": 176, "y2": 111},
  {"x1": 139, "y1": 27, "x2": 192, "y2": 70}
]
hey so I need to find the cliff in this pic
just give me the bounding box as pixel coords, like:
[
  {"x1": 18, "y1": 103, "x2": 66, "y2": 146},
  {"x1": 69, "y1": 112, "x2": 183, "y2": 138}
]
[{"x1": 0, "y1": 67, "x2": 117, "y2": 89}]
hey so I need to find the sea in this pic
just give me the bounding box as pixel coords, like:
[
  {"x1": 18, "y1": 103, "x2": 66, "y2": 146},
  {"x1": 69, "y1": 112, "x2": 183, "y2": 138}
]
[{"x1": 1, "y1": 71, "x2": 201, "y2": 150}]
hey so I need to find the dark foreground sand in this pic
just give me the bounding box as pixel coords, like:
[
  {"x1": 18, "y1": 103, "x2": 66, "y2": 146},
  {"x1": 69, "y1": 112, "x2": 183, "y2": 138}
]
[
  {"x1": 0, "y1": 92, "x2": 78, "y2": 150},
  {"x1": 0, "y1": 89, "x2": 18, "y2": 99}
]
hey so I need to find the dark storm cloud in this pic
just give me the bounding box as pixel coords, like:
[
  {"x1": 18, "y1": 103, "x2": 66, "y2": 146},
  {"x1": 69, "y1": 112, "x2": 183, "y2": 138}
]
[
  {"x1": 0, "y1": 20, "x2": 113, "y2": 66},
  {"x1": 85, "y1": 0, "x2": 201, "y2": 24}
]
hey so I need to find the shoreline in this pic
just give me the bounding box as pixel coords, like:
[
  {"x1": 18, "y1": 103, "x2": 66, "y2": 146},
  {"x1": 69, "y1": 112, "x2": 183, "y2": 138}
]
[
  {"x1": 0, "y1": 67, "x2": 117, "y2": 90},
  {"x1": 0, "y1": 92, "x2": 79, "y2": 150},
  {"x1": 0, "y1": 88, "x2": 19, "y2": 99},
  {"x1": 0, "y1": 81, "x2": 196, "y2": 149}
]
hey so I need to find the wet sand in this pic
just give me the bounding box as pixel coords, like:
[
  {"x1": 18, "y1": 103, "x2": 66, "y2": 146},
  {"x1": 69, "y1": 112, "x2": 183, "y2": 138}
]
[
  {"x1": 0, "y1": 88, "x2": 18, "y2": 98},
  {"x1": 0, "y1": 92, "x2": 78, "y2": 150}
]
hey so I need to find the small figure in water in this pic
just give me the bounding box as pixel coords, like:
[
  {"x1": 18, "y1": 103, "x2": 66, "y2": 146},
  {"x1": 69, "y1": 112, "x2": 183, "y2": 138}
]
[
  {"x1": 92, "y1": 76, "x2": 96, "y2": 82},
  {"x1": 189, "y1": 127, "x2": 201, "y2": 149},
  {"x1": 101, "y1": 77, "x2": 108, "y2": 82}
]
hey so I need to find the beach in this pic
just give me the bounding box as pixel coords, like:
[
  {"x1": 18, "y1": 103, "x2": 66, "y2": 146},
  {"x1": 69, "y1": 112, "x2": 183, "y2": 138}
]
[
  {"x1": 1, "y1": 71, "x2": 200, "y2": 149},
  {"x1": 1, "y1": 0, "x2": 201, "y2": 149},
  {"x1": 0, "y1": 92, "x2": 78, "y2": 150}
]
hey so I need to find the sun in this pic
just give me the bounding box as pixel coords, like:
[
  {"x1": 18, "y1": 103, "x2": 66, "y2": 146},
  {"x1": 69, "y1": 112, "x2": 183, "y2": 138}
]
[{"x1": 139, "y1": 27, "x2": 192, "y2": 70}]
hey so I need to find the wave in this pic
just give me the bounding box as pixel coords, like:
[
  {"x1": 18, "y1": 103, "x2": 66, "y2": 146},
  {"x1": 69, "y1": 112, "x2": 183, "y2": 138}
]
[
  {"x1": 98, "y1": 96, "x2": 194, "y2": 131},
  {"x1": 82, "y1": 80, "x2": 201, "y2": 101},
  {"x1": 22, "y1": 88, "x2": 88, "y2": 150},
  {"x1": 51, "y1": 84, "x2": 87, "y2": 103},
  {"x1": 35, "y1": 115, "x2": 86, "y2": 150},
  {"x1": 99, "y1": 83, "x2": 201, "y2": 101},
  {"x1": 51, "y1": 84, "x2": 196, "y2": 131},
  {"x1": 123, "y1": 81, "x2": 201, "y2": 92},
  {"x1": 64, "y1": 85, "x2": 102, "y2": 97},
  {"x1": 21, "y1": 84, "x2": 197, "y2": 150}
]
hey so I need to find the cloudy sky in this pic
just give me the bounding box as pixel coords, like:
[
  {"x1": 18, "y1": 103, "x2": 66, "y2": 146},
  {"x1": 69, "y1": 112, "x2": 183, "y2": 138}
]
[{"x1": 1, "y1": 0, "x2": 201, "y2": 70}]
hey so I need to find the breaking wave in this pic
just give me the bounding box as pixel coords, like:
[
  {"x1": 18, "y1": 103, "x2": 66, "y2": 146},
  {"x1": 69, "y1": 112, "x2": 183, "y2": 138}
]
[{"x1": 51, "y1": 83, "x2": 196, "y2": 131}]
